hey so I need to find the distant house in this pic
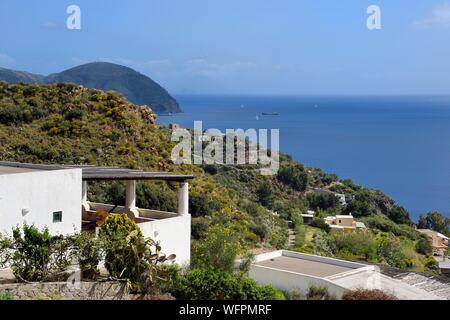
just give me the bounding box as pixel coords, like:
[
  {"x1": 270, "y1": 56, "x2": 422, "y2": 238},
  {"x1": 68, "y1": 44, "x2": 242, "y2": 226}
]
[
  {"x1": 324, "y1": 215, "x2": 366, "y2": 232},
  {"x1": 0, "y1": 161, "x2": 194, "y2": 265},
  {"x1": 417, "y1": 229, "x2": 449, "y2": 256},
  {"x1": 301, "y1": 210, "x2": 316, "y2": 224}
]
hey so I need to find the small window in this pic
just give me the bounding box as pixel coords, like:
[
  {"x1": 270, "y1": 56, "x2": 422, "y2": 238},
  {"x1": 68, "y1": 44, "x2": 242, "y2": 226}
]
[
  {"x1": 53, "y1": 211, "x2": 63, "y2": 223},
  {"x1": 339, "y1": 220, "x2": 342, "y2": 224}
]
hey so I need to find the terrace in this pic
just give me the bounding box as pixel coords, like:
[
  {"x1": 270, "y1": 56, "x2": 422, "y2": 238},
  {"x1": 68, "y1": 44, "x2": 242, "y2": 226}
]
[{"x1": 0, "y1": 161, "x2": 194, "y2": 264}]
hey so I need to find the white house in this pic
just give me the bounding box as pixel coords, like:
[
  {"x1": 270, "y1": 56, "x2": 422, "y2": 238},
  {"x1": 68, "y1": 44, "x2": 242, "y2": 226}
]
[
  {"x1": 0, "y1": 164, "x2": 82, "y2": 236},
  {"x1": 0, "y1": 161, "x2": 193, "y2": 266}
]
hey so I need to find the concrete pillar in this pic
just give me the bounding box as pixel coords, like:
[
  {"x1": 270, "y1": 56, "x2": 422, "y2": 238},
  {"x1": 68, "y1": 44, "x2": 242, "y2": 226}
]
[
  {"x1": 81, "y1": 181, "x2": 90, "y2": 212},
  {"x1": 126, "y1": 180, "x2": 139, "y2": 218},
  {"x1": 178, "y1": 182, "x2": 189, "y2": 216}
]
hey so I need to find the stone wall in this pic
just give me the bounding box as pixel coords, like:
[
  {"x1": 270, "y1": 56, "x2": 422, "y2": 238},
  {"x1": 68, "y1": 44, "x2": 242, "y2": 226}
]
[{"x1": 0, "y1": 281, "x2": 173, "y2": 300}]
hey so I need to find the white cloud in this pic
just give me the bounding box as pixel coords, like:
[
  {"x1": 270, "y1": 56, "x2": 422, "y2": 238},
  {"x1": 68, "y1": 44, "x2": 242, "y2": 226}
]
[{"x1": 414, "y1": 3, "x2": 450, "y2": 29}]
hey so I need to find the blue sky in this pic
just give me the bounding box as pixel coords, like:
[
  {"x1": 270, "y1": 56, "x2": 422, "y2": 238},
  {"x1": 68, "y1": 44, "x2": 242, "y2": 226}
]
[{"x1": 0, "y1": 0, "x2": 449, "y2": 94}]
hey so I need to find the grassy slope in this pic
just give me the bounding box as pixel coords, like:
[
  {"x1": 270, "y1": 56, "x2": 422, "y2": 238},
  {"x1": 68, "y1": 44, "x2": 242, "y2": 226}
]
[{"x1": 0, "y1": 82, "x2": 432, "y2": 270}]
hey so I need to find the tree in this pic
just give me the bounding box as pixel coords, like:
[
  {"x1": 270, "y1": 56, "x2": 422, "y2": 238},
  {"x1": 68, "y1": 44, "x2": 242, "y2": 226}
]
[
  {"x1": 415, "y1": 236, "x2": 433, "y2": 256},
  {"x1": 256, "y1": 183, "x2": 274, "y2": 207},
  {"x1": 277, "y1": 164, "x2": 308, "y2": 192},
  {"x1": 417, "y1": 214, "x2": 427, "y2": 229},
  {"x1": 388, "y1": 206, "x2": 411, "y2": 225},
  {"x1": 307, "y1": 193, "x2": 339, "y2": 211},
  {"x1": 425, "y1": 212, "x2": 450, "y2": 235}
]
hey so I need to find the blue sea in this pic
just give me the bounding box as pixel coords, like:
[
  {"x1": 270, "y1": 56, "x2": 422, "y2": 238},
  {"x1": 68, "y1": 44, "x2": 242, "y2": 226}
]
[{"x1": 158, "y1": 95, "x2": 450, "y2": 220}]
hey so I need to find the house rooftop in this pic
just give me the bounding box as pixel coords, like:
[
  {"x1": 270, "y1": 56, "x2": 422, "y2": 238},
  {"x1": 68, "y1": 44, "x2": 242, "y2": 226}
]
[
  {"x1": 253, "y1": 251, "x2": 367, "y2": 278},
  {"x1": 0, "y1": 165, "x2": 42, "y2": 175},
  {"x1": 0, "y1": 161, "x2": 194, "y2": 182}
]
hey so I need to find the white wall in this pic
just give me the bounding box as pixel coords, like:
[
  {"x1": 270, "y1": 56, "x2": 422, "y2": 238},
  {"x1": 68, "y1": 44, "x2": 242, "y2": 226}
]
[
  {"x1": 138, "y1": 214, "x2": 191, "y2": 267},
  {"x1": 249, "y1": 265, "x2": 347, "y2": 298},
  {"x1": 0, "y1": 169, "x2": 82, "y2": 236}
]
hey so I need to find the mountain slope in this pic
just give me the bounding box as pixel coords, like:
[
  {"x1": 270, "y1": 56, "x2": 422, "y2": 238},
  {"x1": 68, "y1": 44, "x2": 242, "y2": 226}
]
[
  {"x1": 0, "y1": 62, "x2": 180, "y2": 114},
  {"x1": 0, "y1": 83, "x2": 439, "y2": 272},
  {"x1": 0, "y1": 68, "x2": 45, "y2": 83}
]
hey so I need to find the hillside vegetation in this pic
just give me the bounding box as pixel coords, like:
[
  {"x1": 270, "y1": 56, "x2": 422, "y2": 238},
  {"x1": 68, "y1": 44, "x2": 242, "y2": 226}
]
[
  {"x1": 0, "y1": 82, "x2": 447, "y2": 272},
  {"x1": 0, "y1": 62, "x2": 181, "y2": 114}
]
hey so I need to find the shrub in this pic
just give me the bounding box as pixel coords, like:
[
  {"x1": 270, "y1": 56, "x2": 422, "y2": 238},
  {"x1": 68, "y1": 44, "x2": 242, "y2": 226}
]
[
  {"x1": 64, "y1": 108, "x2": 85, "y2": 121},
  {"x1": 0, "y1": 104, "x2": 24, "y2": 125},
  {"x1": 0, "y1": 291, "x2": 14, "y2": 301},
  {"x1": 377, "y1": 235, "x2": 412, "y2": 269},
  {"x1": 306, "y1": 286, "x2": 336, "y2": 300},
  {"x1": 277, "y1": 164, "x2": 308, "y2": 192},
  {"x1": 191, "y1": 225, "x2": 242, "y2": 273},
  {"x1": 99, "y1": 214, "x2": 175, "y2": 292},
  {"x1": 74, "y1": 232, "x2": 103, "y2": 279},
  {"x1": 0, "y1": 233, "x2": 12, "y2": 269},
  {"x1": 329, "y1": 231, "x2": 377, "y2": 262},
  {"x1": 137, "y1": 183, "x2": 177, "y2": 213},
  {"x1": 342, "y1": 289, "x2": 398, "y2": 300},
  {"x1": 307, "y1": 193, "x2": 339, "y2": 211},
  {"x1": 173, "y1": 268, "x2": 284, "y2": 300},
  {"x1": 191, "y1": 217, "x2": 210, "y2": 240},
  {"x1": 256, "y1": 184, "x2": 274, "y2": 207},
  {"x1": 189, "y1": 192, "x2": 224, "y2": 217},
  {"x1": 11, "y1": 224, "x2": 75, "y2": 282},
  {"x1": 425, "y1": 256, "x2": 439, "y2": 270},
  {"x1": 388, "y1": 206, "x2": 412, "y2": 225},
  {"x1": 415, "y1": 236, "x2": 433, "y2": 256},
  {"x1": 310, "y1": 218, "x2": 331, "y2": 233},
  {"x1": 361, "y1": 216, "x2": 419, "y2": 240}
]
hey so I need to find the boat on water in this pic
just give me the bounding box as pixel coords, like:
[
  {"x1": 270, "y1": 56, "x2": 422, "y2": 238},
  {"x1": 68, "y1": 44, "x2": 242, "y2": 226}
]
[{"x1": 261, "y1": 112, "x2": 279, "y2": 116}]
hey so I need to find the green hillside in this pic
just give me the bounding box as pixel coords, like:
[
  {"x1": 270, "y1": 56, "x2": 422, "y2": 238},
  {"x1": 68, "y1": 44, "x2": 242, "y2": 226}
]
[
  {"x1": 0, "y1": 62, "x2": 181, "y2": 114},
  {"x1": 0, "y1": 82, "x2": 446, "y2": 272}
]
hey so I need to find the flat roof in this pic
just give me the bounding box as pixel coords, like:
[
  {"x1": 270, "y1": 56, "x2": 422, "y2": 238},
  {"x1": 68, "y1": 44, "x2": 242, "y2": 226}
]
[
  {"x1": 0, "y1": 161, "x2": 194, "y2": 182},
  {"x1": 255, "y1": 255, "x2": 353, "y2": 278},
  {"x1": 0, "y1": 165, "x2": 42, "y2": 175}
]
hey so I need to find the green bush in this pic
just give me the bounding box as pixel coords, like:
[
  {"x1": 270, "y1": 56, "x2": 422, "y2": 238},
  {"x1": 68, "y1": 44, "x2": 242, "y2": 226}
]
[
  {"x1": 0, "y1": 291, "x2": 14, "y2": 301},
  {"x1": 310, "y1": 218, "x2": 331, "y2": 233},
  {"x1": 173, "y1": 268, "x2": 284, "y2": 300},
  {"x1": 99, "y1": 214, "x2": 175, "y2": 292},
  {"x1": 424, "y1": 256, "x2": 439, "y2": 270},
  {"x1": 191, "y1": 217, "x2": 210, "y2": 240},
  {"x1": 361, "y1": 216, "x2": 419, "y2": 240},
  {"x1": 191, "y1": 225, "x2": 242, "y2": 273},
  {"x1": 189, "y1": 192, "x2": 224, "y2": 217},
  {"x1": 256, "y1": 184, "x2": 274, "y2": 207},
  {"x1": 307, "y1": 193, "x2": 339, "y2": 211},
  {"x1": 11, "y1": 224, "x2": 75, "y2": 282},
  {"x1": 137, "y1": 183, "x2": 177, "y2": 213},
  {"x1": 0, "y1": 104, "x2": 25, "y2": 125},
  {"x1": 306, "y1": 285, "x2": 336, "y2": 300},
  {"x1": 329, "y1": 231, "x2": 377, "y2": 262},
  {"x1": 377, "y1": 235, "x2": 412, "y2": 269},
  {"x1": 74, "y1": 232, "x2": 103, "y2": 279},
  {"x1": 415, "y1": 236, "x2": 433, "y2": 256},
  {"x1": 0, "y1": 233, "x2": 12, "y2": 269},
  {"x1": 388, "y1": 206, "x2": 412, "y2": 225},
  {"x1": 277, "y1": 164, "x2": 308, "y2": 192}
]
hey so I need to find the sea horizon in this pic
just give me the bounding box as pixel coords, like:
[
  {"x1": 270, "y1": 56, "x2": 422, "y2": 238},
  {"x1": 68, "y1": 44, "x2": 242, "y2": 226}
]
[{"x1": 160, "y1": 94, "x2": 450, "y2": 221}]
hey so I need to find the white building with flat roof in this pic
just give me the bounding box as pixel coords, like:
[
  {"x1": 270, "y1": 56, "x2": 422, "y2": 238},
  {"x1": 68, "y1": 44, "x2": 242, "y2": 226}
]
[
  {"x1": 0, "y1": 161, "x2": 193, "y2": 265},
  {"x1": 0, "y1": 164, "x2": 82, "y2": 235}
]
